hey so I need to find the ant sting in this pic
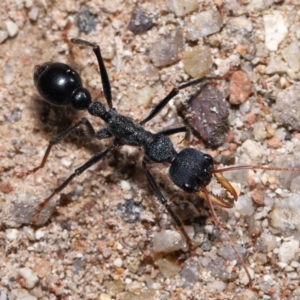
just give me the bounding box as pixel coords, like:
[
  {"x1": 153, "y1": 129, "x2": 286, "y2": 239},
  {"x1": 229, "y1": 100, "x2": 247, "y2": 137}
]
[{"x1": 16, "y1": 38, "x2": 300, "y2": 287}]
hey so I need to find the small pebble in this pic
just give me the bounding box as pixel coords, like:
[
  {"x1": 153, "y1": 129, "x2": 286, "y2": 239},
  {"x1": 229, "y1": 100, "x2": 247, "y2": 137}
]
[
  {"x1": 179, "y1": 260, "x2": 199, "y2": 285},
  {"x1": 229, "y1": 71, "x2": 252, "y2": 105},
  {"x1": 113, "y1": 258, "x2": 123, "y2": 268},
  {"x1": 0, "y1": 30, "x2": 8, "y2": 43},
  {"x1": 152, "y1": 230, "x2": 184, "y2": 253},
  {"x1": 206, "y1": 257, "x2": 237, "y2": 281},
  {"x1": 6, "y1": 107, "x2": 22, "y2": 123},
  {"x1": 240, "y1": 139, "x2": 264, "y2": 165},
  {"x1": 133, "y1": 85, "x2": 154, "y2": 108},
  {"x1": 167, "y1": 0, "x2": 198, "y2": 17},
  {"x1": 183, "y1": 45, "x2": 213, "y2": 78},
  {"x1": 291, "y1": 261, "x2": 300, "y2": 269},
  {"x1": 206, "y1": 280, "x2": 226, "y2": 292},
  {"x1": 28, "y1": 7, "x2": 39, "y2": 21},
  {"x1": 226, "y1": 16, "x2": 253, "y2": 40},
  {"x1": 263, "y1": 11, "x2": 287, "y2": 51},
  {"x1": 267, "y1": 137, "x2": 281, "y2": 149},
  {"x1": 156, "y1": 258, "x2": 181, "y2": 278},
  {"x1": 100, "y1": 293, "x2": 111, "y2": 300},
  {"x1": 120, "y1": 180, "x2": 131, "y2": 191},
  {"x1": 218, "y1": 243, "x2": 248, "y2": 261},
  {"x1": 76, "y1": 7, "x2": 96, "y2": 34},
  {"x1": 6, "y1": 229, "x2": 19, "y2": 240},
  {"x1": 23, "y1": 227, "x2": 35, "y2": 241},
  {"x1": 10, "y1": 290, "x2": 37, "y2": 300},
  {"x1": 239, "y1": 267, "x2": 254, "y2": 286},
  {"x1": 0, "y1": 182, "x2": 13, "y2": 193},
  {"x1": 5, "y1": 20, "x2": 19, "y2": 37},
  {"x1": 256, "y1": 232, "x2": 276, "y2": 252},
  {"x1": 278, "y1": 240, "x2": 299, "y2": 263},
  {"x1": 101, "y1": 0, "x2": 120, "y2": 13},
  {"x1": 234, "y1": 195, "x2": 255, "y2": 216},
  {"x1": 35, "y1": 228, "x2": 45, "y2": 240},
  {"x1": 149, "y1": 28, "x2": 184, "y2": 67},
  {"x1": 186, "y1": 9, "x2": 223, "y2": 41},
  {"x1": 128, "y1": 7, "x2": 153, "y2": 34},
  {"x1": 18, "y1": 268, "x2": 39, "y2": 289},
  {"x1": 252, "y1": 122, "x2": 267, "y2": 141},
  {"x1": 265, "y1": 58, "x2": 288, "y2": 74},
  {"x1": 283, "y1": 41, "x2": 300, "y2": 72},
  {"x1": 273, "y1": 83, "x2": 300, "y2": 131}
]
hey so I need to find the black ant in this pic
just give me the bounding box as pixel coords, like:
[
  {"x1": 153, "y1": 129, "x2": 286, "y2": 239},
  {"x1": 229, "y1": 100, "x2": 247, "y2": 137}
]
[{"x1": 16, "y1": 38, "x2": 300, "y2": 287}]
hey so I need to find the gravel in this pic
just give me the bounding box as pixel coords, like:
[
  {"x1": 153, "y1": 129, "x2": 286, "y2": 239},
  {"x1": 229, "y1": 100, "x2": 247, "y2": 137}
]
[{"x1": 1, "y1": 0, "x2": 300, "y2": 299}]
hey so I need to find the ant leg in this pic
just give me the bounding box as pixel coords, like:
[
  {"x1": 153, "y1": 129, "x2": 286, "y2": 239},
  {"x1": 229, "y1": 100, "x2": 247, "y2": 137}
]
[
  {"x1": 201, "y1": 187, "x2": 253, "y2": 286},
  {"x1": 140, "y1": 70, "x2": 239, "y2": 126},
  {"x1": 71, "y1": 38, "x2": 112, "y2": 109},
  {"x1": 159, "y1": 126, "x2": 191, "y2": 145},
  {"x1": 32, "y1": 143, "x2": 116, "y2": 223},
  {"x1": 159, "y1": 125, "x2": 188, "y2": 136},
  {"x1": 16, "y1": 118, "x2": 111, "y2": 178},
  {"x1": 142, "y1": 161, "x2": 193, "y2": 252},
  {"x1": 140, "y1": 78, "x2": 207, "y2": 125}
]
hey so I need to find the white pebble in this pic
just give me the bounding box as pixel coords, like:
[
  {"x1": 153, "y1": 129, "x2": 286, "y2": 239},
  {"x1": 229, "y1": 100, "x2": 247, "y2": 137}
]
[
  {"x1": 120, "y1": 180, "x2": 131, "y2": 191},
  {"x1": 167, "y1": 0, "x2": 198, "y2": 16},
  {"x1": 113, "y1": 257, "x2": 123, "y2": 268},
  {"x1": 283, "y1": 41, "x2": 300, "y2": 72},
  {"x1": 28, "y1": 7, "x2": 39, "y2": 21},
  {"x1": 239, "y1": 267, "x2": 254, "y2": 285},
  {"x1": 35, "y1": 228, "x2": 45, "y2": 240},
  {"x1": 263, "y1": 274, "x2": 275, "y2": 285},
  {"x1": 18, "y1": 267, "x2": 39, "y2": 289},
  {"x1": 125, "y1": 278, "x2": 132, "y2": 284},
  {"x1": 278, "y1": 240, "x2": 299, "y2": 263},
  {"x1": 100, "y1": 294, "x2": 111, "y2": 300},
  {"x1": 206, "y1": 280, "x2": 226, "y2": 292},
  {"x1": 6, "y1": 229, "x2": 19, "y2": 240},
  {"x1": 23, "y1": 226, "x2": 35, "y2": 241},
  {"x1": 263, "y1": 11, "x2": 287, "y2": 51},
  {"x1": 5, "y1": 20, "x2": 19, "y2": 37},
  {"x1": 61, "y1": 158, "x2": 72, "y2": 168},
  {"x1": 291, "y1": 260, "x2": 300, "y2": 268},
  {"x1": 152, "y1": 230, "x2": 184, "y2": 253},
  {"x1": 234, "y1": 195, "x2": 254, "y2": 216}
]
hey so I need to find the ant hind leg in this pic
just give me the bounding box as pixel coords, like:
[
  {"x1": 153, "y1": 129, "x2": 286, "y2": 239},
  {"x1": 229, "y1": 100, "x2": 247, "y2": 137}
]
[{"x1": 31, "y1": 144, "x2": 116, "y2": 224}]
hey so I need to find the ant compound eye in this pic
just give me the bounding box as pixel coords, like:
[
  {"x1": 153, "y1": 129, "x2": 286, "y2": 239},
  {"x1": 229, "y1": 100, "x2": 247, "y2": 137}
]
[
  {"x1": 203, "y1": 153, "x2": 213, "y2": 163},
  {"x1": 183, "y1": 183, "x2": 194, "y2": 193}
]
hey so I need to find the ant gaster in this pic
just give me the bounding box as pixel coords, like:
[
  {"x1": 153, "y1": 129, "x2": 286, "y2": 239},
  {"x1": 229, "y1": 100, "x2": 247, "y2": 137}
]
[{"x1": 18, "y1": 38, "x2": 300, "y2": 287}]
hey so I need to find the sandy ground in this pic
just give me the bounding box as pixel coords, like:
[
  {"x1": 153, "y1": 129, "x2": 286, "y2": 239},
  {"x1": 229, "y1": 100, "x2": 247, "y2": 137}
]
[{"x1": 1, "y1": 0, "x2": 300, "y2": 299}]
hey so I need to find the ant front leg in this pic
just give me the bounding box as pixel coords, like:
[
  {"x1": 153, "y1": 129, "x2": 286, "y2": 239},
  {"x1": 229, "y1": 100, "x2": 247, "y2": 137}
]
[
  {"x1": 142, "y1": 161, "x2": 194, "y2": 252},
  {"x1": 140, "y1": 72, "x2": 237, "y2": 126},
  {"x1": 159, "y1": 125, "x2": 191, "y2": 146},
  {"x1": 140, "y1": 78, "x2": 207, "y2": 125},
  {"x1": 71, "y1": 38, "x2": 113, "y2": 109},
  {"x1": 31, "y1": 143, "x2": 116, "y2": 224},
  {"x1": 15, "y1": 118, "x2": 110, "y2": 178}
]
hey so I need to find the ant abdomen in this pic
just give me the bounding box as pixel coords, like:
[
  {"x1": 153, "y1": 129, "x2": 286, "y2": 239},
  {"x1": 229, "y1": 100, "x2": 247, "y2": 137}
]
[{"x1": 34, "y1": 62, "x2": 92, "y2": 110}]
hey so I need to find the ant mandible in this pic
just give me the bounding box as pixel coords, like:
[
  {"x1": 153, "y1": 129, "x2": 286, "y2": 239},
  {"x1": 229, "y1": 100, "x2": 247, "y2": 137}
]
[{"x1": 17, "y1": 38, "x2": 300, "y2": 287}]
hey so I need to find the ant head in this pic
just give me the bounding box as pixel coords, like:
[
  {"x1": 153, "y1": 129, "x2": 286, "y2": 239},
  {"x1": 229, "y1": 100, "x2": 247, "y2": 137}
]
[
  {"x1": 34, "y1": 62, "x2": 92, "y2": 110},
  {"x1": 169, "y1": 148, "x2": 214, "y2": 193}
]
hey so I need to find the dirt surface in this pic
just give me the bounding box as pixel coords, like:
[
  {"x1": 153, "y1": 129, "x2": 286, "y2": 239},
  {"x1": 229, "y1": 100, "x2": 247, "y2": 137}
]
[{"x1": 1, "y1": 1, "x2": 300, "y2": 299}]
